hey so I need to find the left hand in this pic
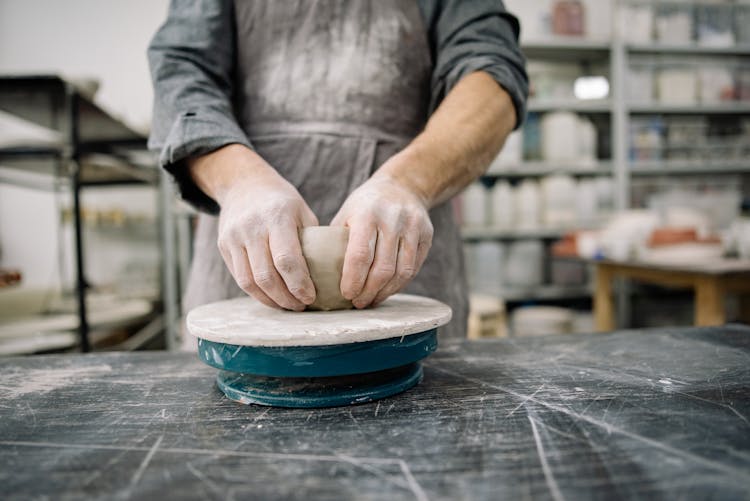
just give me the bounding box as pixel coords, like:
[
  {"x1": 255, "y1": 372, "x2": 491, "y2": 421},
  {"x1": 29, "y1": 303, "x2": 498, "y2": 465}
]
[{"x1": 331, "y1": 172, "x2": 433, "y2": 308}]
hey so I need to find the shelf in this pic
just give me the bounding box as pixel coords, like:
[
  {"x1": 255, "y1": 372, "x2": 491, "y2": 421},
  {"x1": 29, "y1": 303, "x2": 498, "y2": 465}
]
[
  {"x1": 630, "y1": 160, "x2": 749, "y2": 175},
  {"x1": 474, "y1": 285, "x2": 592, "y2": 302},
  {"x1": 485, "y1": 161, "x2": 612, "y2": 178},
  {"x1": 629, "y1": 103, "x2": 750, "y2": 114},
  {"x1": 462, "y1": 227, "x2": 571, "y2": 241},
  {"x1": 0, "y1": 75, "x2": 144, "y2": 147},
  {"x1": 522, "y1": 39, "x2": 611, "y2": 60},
  {"x1": 627, "y1": 43, "x2": 750, "y2": 56},
  {"x1": 0, "y1": 75, "x2": 157, "y2": 353},
  {"x1": 528, "y1": 99, "x2": 611, "y2": 113},
  {"x1": 0, "y1": 151, "x2": 158, "y2": 186}
]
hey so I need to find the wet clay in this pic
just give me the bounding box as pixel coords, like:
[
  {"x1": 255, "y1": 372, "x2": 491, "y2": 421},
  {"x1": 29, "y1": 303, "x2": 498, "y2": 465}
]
[{"x1": 300, "y1": 226, "x2": 353, "y2": 311}]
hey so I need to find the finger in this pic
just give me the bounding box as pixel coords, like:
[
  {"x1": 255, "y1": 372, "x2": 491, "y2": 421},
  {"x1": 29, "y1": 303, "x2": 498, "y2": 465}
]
[
  {"x1": 415, "y1": 225, "x2": 433, "y2": 271},
  {"x1": 300, "y1": 204, "x2": 319, "y2": 227},
  {"x1": 372, "y1": 231, "x2": 419, "y2": 306},
  {"x1": 269, "y1": 223, "x2": 315, "y2": 305},
  {"x1": 340, "y1": 220, "x2": 377, "y2": 300},
  {"x1": 231, "y1": 247, "x2": 277, "y2": 309},
  {"x1": 352, "y1": 229, "x2": 398, "y2": 309},
  {"x1": 245, "y1": 239, "x2": 306, "y2": 311},
  {"x1": 219, "y1": 240, "x2": 277, "y2": 307}
]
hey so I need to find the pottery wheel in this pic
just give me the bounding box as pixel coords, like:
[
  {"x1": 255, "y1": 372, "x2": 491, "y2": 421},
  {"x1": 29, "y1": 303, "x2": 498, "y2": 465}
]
[{"x1": 187, "y1": 294, "x2": 452, "y2": 408}]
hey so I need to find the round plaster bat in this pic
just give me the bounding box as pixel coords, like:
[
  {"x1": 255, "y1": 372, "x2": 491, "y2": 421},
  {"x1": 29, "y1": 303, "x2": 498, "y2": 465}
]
[{"x1": 300, "y1": 226, "x2": 353, "y2": 311}]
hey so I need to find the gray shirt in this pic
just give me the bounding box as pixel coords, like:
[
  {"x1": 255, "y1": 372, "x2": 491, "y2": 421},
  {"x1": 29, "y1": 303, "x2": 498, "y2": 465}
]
[{"x1": 148, "y1": 0, "x2": 528, "y2": 212}]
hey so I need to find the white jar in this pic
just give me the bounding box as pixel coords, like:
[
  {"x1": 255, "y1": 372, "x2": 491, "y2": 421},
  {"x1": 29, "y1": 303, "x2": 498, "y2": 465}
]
[
  {"x1": 490, "y1": 181, "x2": 515, "y2": 230},
  {"x1": 460, "y1": 183, "x2": 488, "y2": 227},
  {"x1": 541, "y1": 174, "x2": 577, "y2": 228},
  {"x1": 504, "y1": 240, "x2": 544, "y2": 287},
  {"x1": 515, "y1": 180, "x2": 542, "y2": 230}
]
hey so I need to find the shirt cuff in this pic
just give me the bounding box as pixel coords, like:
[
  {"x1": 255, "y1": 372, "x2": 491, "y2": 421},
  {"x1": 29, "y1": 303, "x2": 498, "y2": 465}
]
[
  {"x1": 444, "y1": 57, "x2": 528, "y2": 130},
  {"x1": 148, "y1": 109, "x2": 253, "y2": 214}
]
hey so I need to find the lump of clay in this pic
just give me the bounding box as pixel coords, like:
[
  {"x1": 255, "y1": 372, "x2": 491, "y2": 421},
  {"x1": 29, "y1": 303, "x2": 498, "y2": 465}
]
[{"x1": 299, "y1": 226, "x2": 353, "y2": 311}]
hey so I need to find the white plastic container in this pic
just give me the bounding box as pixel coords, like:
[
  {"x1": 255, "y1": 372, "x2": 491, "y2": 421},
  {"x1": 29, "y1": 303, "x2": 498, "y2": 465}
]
[
  {"x1": 460, "y1": 183, "x2": 488, "y2": 227},
  {"x1": 698, "y1": 66, "x2": 734, "y2": 104},
  {"x1": 541, "y1": 111, "x2": 580, "y2": 162},
  {"x1": 490, "y1": 181, "x2": 515, "y2": 230},
  {"x1": 617, "y1": 4, "x2": 653, "y2": 43},
  {"x1": 512, "y1": 306, "x2": 575, "y2": 337},
  {"x1": 488, "y1": 130, "x2": 523, "y2": 173},
  {"x1": 541, "y1": 174, "x2": 577, "y2": 228},
  {"x1": 577, "y1": 117, "x2": 597, "y2": 166},
  {"x1": 541, "y1": 111, "x2": 597, "y2": 165},
  {"x1": 504, "y1": 240, "x2": 544, "y2": 287},
  {"x1": 473, "y1": 241, "x2": 505, "y2": 295},
  {"x1": 655, "y1": 5, "x2": 693, "y2": 45},
  {"x1": 514, "y1": 180, "x2": 542, "y2": 230},
  {"x1": 658, "y1": 68, "x2": 697, "y2": 105},
  {"x1": 627, "y1": 64, "x2": 655, "y2": 104},
  {"x1": 576, "y1": 178, "x2": 599, "y2": 227}
]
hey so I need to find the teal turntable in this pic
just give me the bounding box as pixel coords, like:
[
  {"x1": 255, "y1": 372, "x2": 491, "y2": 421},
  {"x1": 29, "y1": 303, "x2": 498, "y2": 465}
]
[{"x1": 188, "y1": 294, "x2": 452, "y2": 408}]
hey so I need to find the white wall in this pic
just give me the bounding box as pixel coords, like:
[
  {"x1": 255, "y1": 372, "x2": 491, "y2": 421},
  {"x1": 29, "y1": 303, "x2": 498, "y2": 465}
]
[
  {"x1": 0, "y1": 0, "x2": 170, "y2": 289},
  {"x1": 0, "y1": 0, "x2": 170, "y2": 132}
]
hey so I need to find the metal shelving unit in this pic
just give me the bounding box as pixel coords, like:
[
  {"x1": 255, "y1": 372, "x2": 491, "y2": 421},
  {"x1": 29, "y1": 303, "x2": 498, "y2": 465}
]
[
  {"x1": 462, "y1": 227, "x2": 571, "y2": 241},
  {"x1": 527, "y1": 99, "x2": 612, "y2": 113},
  {"x1": 485, "y1": 161, "x2": 613, "y2": 178},
  {"x1": 462, "y1": 1, "x2": 750, "y2": 309},
  {"x1": 630, "y1": 160, "x2": 750, "y2": 175},
  {"x1": 500, "y1": 285, "x2": 592, "y2": 302},
  {"x1": 0, "y1": 75, "x2": 165, "y2": 352},
  {"x1": 629, "y1": 104, "x2": 750, "y2": 114},
  {"x1": 626, "y1": 43, "x2": 750, "y2": 56}
]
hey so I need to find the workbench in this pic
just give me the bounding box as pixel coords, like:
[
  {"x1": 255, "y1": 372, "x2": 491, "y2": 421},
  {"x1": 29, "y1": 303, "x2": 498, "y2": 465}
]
[
  {"x1": 2, "y1": 325, "x2": 749, "y2": 500},
  {"x1": 593, "y1": 258, "x2": 750, "y2": 331}
]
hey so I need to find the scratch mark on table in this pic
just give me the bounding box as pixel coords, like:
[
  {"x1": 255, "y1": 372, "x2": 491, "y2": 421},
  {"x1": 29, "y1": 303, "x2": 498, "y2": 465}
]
[
  {"x1": 529, "y1": 416, "x2": 565, "y2": 501},
  {"x1": 22, "y1": 402, "x2": 37, "y2": 430},
  {"x1": 334, "y1": 454, "x2": 410, "y2": 491},
  {"x1": 0, "y1": 439, "x2": 404, "y2": 466},
  {"x1": 127, "y1": 435, "x2": 163, "y2": 493},
  {"x1": 398, "y1": 460, "x2": 429, "y2": 501},
  {"x1": 374, "y1": 402, "x2": 381, "y2": 417},
  {"x1": 347, "y1": 410, "x2": 364, "y2": 435},
  {"x1": 427, "y1": 364, "x2": 750, "y2": 482},
  {"x1": 186, "y1": 461, "x2": 223, "y2": 497},
  {"x1": 505, "y1": 384, "x2": 545, "y2": 418},
  {"x1": 385, "y1": 403, "x2": 395, "y2": 416},
  {"x1": 671, "y1": 390, "x2": 749, "y2": 426},
  {"x1": 252, "y1": 408, "x2": 270, "y2": 422}
]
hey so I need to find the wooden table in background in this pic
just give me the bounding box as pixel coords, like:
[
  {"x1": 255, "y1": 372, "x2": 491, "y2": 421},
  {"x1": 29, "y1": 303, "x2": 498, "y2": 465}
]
[{"x1": 593, "y1": 258, "x2": 750, "y2": 331}]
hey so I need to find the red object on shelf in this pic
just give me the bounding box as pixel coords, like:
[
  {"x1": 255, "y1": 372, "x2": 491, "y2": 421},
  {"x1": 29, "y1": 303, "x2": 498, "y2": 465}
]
[
  {"x1": 0, "y1": 269, "x2": 22, "y2": 288},
  {"x1": 552, "y1": 232, "x2": 580, "y2": 257},
  {"x1": 552, "y1": 0, "x2": 586, "y2": 37},
  {"x1": 647, "y1": 227, "x2": 721, "y2": 248}
]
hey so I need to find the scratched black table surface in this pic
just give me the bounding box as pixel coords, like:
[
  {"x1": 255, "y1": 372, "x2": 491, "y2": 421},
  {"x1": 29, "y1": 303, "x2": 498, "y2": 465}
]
[{"x1": 2, "y1": 325, "x2": 749, "y2": 500}]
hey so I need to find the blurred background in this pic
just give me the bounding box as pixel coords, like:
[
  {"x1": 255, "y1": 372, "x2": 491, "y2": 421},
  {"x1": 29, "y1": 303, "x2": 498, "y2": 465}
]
[{"x1": 0, "y1": 0, "x2": 748, "y2": 354}]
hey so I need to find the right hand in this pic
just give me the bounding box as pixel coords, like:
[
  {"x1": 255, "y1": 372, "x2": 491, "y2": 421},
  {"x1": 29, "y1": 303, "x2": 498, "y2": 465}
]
[{"x1": 188, "y1": 144, "x2": 318, "y2": 311}]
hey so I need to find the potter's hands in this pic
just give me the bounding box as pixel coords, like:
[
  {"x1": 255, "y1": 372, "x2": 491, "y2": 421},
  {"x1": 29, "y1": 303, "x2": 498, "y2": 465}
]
[
  {"x1": 331, "y1": 172, "x2": 433, "y2": 308},
  {"x1": 189, "y1": 145, "x2": 318, "y2": 311}
]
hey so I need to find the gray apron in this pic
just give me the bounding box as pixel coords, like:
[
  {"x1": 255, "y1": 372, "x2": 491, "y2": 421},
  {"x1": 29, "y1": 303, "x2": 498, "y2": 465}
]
[{"x1": 184, "y1": 0, "x2": 469, "y2": 340}]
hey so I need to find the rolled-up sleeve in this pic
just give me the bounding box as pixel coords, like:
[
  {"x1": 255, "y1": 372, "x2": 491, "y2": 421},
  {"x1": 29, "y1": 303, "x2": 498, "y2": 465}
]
[
  {"x1": 148, "y1": 0, "x2": 251, "y2": 213},
  {"x1": 420, "y1": 0, "x2": 529, "y2": 129}
]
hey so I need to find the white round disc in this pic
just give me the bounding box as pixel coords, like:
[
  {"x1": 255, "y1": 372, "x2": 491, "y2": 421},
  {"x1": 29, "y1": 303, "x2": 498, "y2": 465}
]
[{"x1": 186, "y1": 293, "x2": 453, "y2": 347}]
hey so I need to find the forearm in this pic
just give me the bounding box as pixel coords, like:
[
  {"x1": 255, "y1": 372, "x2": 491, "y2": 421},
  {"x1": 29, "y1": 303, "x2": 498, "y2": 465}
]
[
  {"x1": 187, "y1": 144, "x2": 277, "y2": 206},
  {"x1": 375, "y1": 71, "x2": 517, "y2": 208}
]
